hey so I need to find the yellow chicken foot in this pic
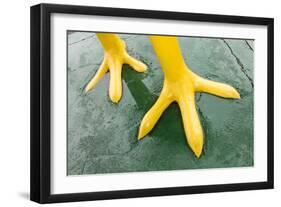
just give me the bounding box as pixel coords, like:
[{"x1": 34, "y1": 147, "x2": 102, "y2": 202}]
[
  {"x1": 85, "y1": 33, "x2": 147, "y2": 103},
  {"x1": 138, "y1": 35, "x2": 240, "y2": 158}
]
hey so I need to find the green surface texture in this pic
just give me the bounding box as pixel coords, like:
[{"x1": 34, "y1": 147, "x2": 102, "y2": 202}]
[{"x1": 67, "y1": 32, "x2": 254, "y2": 175}]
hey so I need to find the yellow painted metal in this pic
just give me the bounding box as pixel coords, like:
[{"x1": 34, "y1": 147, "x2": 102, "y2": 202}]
[
  {"x1": 138, "y1": 35, "x2": 240, "y2": 157},
  {"x1": 85, "y1": 33, "x2": 147, "y2": 103}
]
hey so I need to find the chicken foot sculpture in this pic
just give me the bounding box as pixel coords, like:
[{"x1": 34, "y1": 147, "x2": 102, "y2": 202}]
[
  {"x1": 138, "y1": 36, "x2": 240, "y2": 157},
  {"x1": 85, "y1": 33, "x2": 147, "y2": 103},
  {"x1": 86, "y1": 33, "x2": 240, "y2": 158}
]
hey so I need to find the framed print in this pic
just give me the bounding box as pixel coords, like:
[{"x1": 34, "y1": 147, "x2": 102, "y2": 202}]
[{"x1": 30, "y1": 3, "x2": 274, "y2": 203}]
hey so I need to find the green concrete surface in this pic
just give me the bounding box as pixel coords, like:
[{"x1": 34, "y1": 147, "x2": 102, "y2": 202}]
[{"x1": 67, "y1": 32, "x2": 254, "y2": 175}]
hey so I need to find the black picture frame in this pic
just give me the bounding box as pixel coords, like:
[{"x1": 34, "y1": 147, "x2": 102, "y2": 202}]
[{"x1": 30, "y1": 3, "x2": 274, "y2": 204}]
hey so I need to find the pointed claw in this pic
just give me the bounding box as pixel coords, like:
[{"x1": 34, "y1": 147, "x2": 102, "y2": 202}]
[
  {"x1": 125, "y1": 55, "x2": 147, "y2": 72},
  {"x1": 195, "y1": 76, "x2": 240, "y2": 99},
  {"x1": 109, "y1": 60, "x2": 122, "y2": 103},
  {"x1": 85, "y1": 59, "x2": 108, "y2": 93},
  {"x1": 138, "y1": 86, "x2": 172, "y2": 139},
  {"x1": 178, "y1": 97, "x2": 203, "y2": 158}
]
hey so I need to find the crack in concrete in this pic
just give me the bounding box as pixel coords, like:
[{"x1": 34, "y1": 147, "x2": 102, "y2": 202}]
[
  {"x1": 68, "y1": 63, "x2": 100, "y2": 73},
  {"x1": 196, "y1": 93, "x2": 202, "y2": 102},
  {"x1": 245, "y1": 40, "x2": 253, "y2": 51},
  {"x1": 75, "y1": 121, "x2": 141, "y2": 168},
  {"x1": 81, "y1": 154, "x2": 89, "y2": 174},
  {"x1": 68, "y1": 34, "x2": 96, "y2": 46},
  {"x1": 121, "y1": 36, "x2": 138, "y2": 41},
  {"x1": 89, "y1": 141, "x2": 139, "y2": 158},
  {"x1": 222, "y1": 39, "x2": 254, "y2": 88}
]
